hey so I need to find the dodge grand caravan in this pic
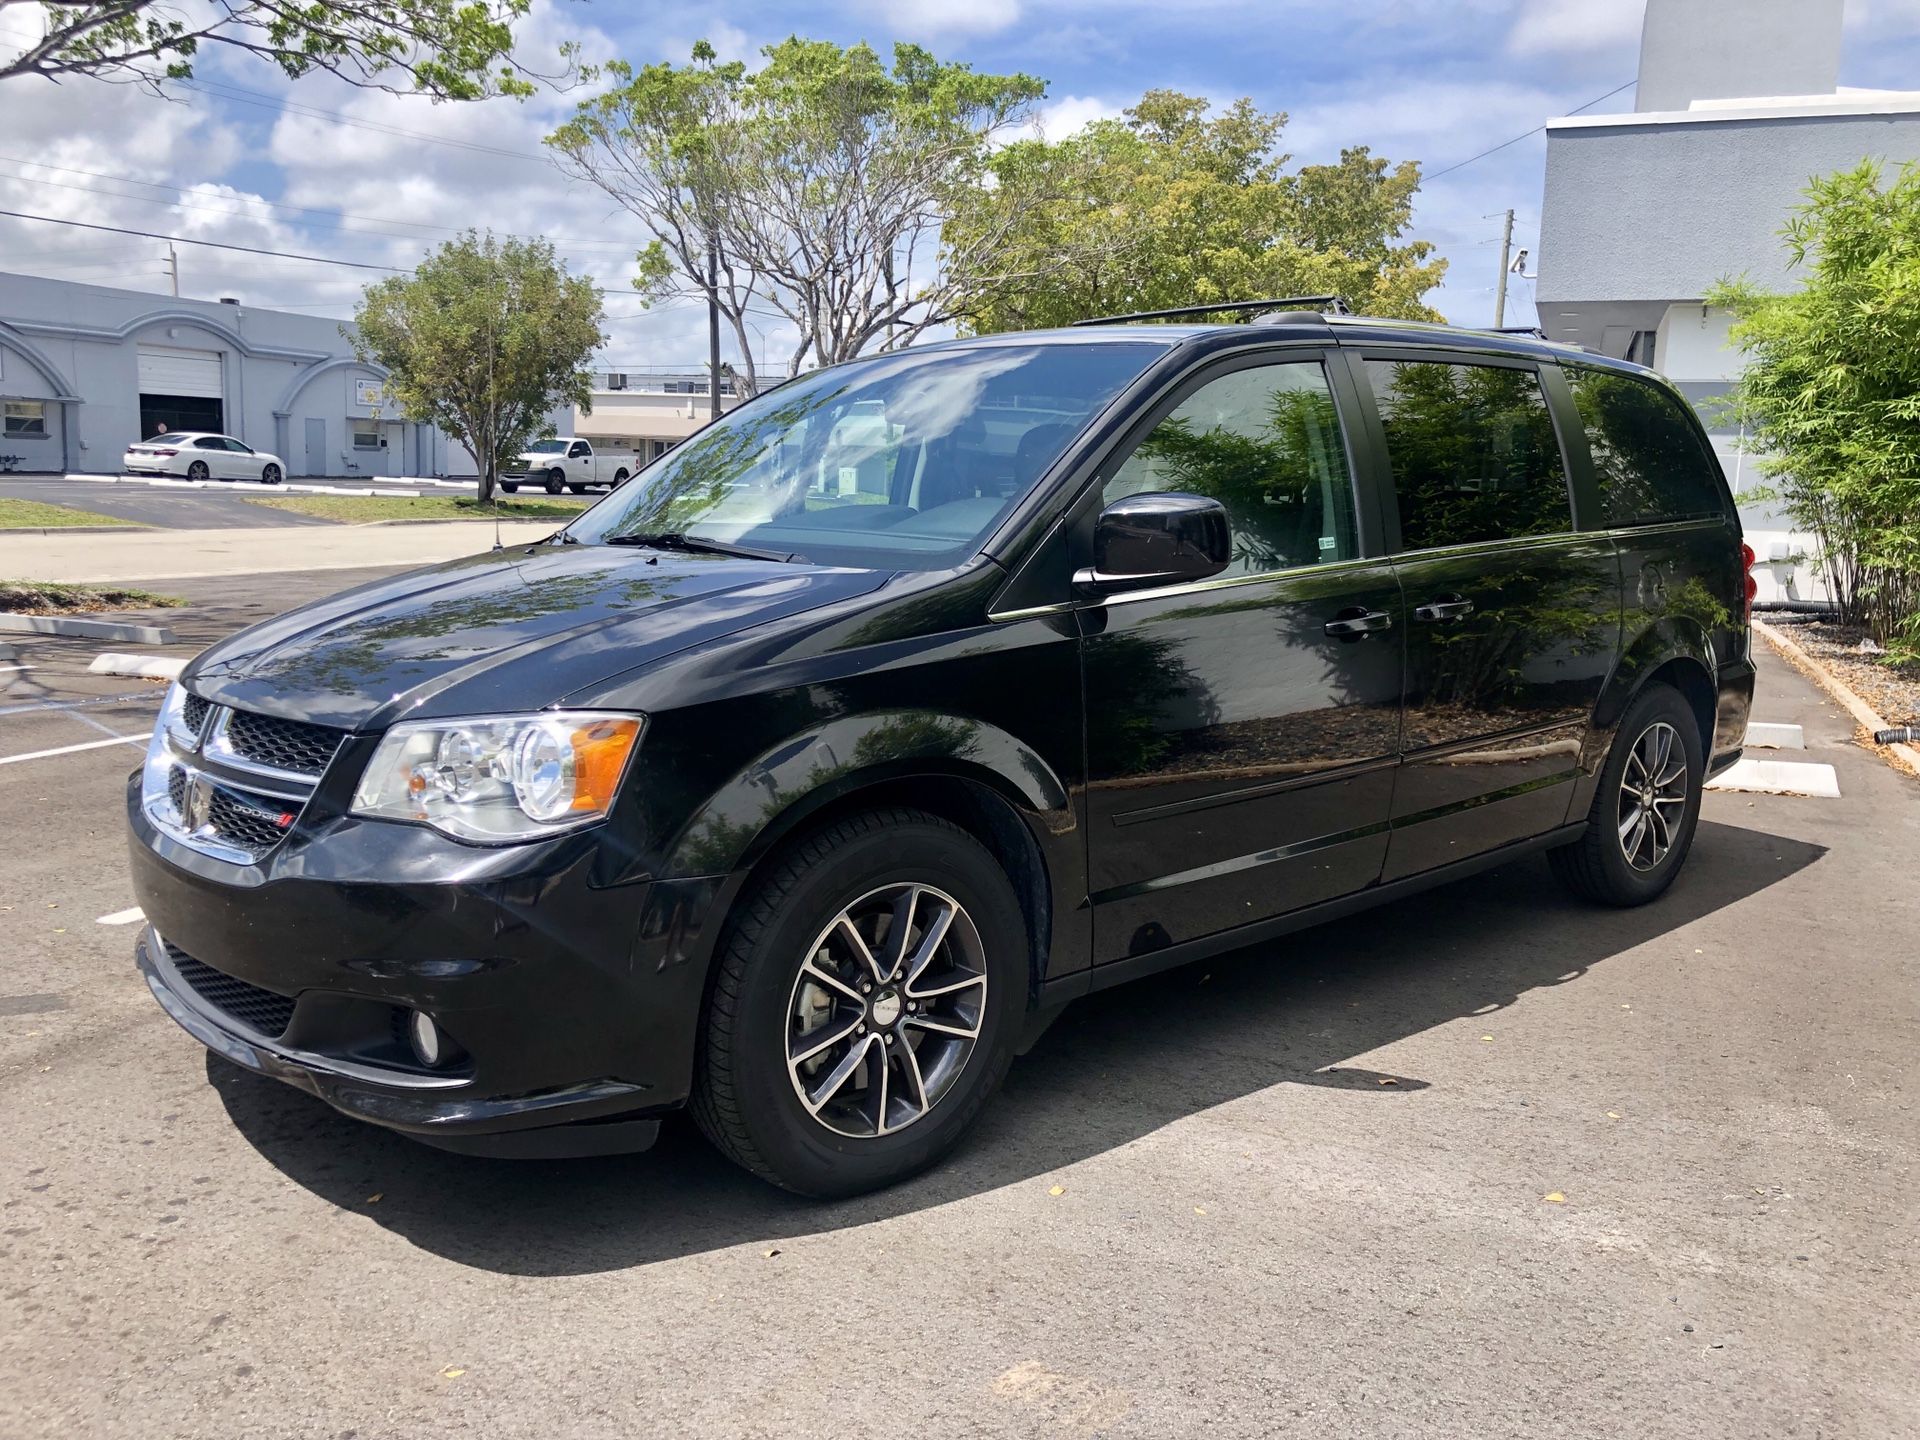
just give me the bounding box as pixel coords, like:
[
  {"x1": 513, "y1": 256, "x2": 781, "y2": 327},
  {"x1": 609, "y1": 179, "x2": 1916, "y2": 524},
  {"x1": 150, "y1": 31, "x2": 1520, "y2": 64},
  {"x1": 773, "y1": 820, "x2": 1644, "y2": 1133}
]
[{"x1": 128, "y1": 302, "x2": 1755, "y2": 1197}]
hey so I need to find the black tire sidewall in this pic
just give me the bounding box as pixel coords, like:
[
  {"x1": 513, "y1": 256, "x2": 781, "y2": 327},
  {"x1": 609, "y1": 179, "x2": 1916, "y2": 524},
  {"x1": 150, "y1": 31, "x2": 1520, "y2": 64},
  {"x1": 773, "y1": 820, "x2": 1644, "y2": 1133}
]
[
  {"x1": 545, "y1": 470, "x2": 565, "y2": 494},
  {"x1": 1594, "y1": 686, "x2": 1704, "y2": 902},
  {"x1": 187, "y1": 461, "x2": 208, "y2": 480},
  {"x1": 501, "y1": 482, "x2": 519, "y2": 494},
  {"x1": 263, "y1": 465, "x2": 281, "y2": 485},
  {"x1": 719, "y1": 821, "x2": 1026, "y2": 1197}
]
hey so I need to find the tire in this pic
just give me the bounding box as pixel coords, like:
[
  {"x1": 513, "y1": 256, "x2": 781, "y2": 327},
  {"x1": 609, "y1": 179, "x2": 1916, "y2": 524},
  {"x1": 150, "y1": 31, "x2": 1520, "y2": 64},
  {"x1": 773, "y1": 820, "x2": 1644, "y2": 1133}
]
[
  {"x1": 261, "y1": 464, "x2": 282, "y2": 485},
  {"x1": 186, "y1": 461, "x2": 210, "y2": 481},
  {"x1": 568, "y1": 484, "x2": 587, "y2": 495},
  {"x1": 1549, "y1": 683, "x2": 1704, "y2": 906},
  {"x1": 613, "y1": 469, "x2": 630, "y2": 487},
  {"x1": 692, "y1": 807, "x2": 1027, "y2": 1198},
  {"x1": 544, "y1": 468, "x2": 566, "y2": 495},
  {"x1": 501, "y1": 482, "x2": 519, "y2": 494}
]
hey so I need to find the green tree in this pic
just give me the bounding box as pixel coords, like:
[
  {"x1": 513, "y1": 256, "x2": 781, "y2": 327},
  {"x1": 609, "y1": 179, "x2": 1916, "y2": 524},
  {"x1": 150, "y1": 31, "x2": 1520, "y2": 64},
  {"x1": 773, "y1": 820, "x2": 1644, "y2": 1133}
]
[
  {"x1": 1708, "y1": 159, "x2": 1920, "y2": 641},
  {"x1": 949, "y1": 90, "x2": 1446, "y2": 332},
  {"x1": 0, "y1": 0, "x2": 574, "y2": 97},
  {"x1": 349, "y1": 232, "x2": 603, "y2": 502},
  {"x1": 549, "y1": 38, "x2": 1047, "y2": 387}
]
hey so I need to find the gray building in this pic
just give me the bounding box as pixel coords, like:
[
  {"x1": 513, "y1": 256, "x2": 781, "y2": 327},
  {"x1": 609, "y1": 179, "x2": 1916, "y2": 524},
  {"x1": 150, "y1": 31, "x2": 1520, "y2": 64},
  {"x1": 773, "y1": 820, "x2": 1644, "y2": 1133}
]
[
  {"x1": 1536, "y1": 0, "x2": 1920, "y2": 600},
  {"x1": 0, "y1": 272, "x2": 482, "y2": 478}
]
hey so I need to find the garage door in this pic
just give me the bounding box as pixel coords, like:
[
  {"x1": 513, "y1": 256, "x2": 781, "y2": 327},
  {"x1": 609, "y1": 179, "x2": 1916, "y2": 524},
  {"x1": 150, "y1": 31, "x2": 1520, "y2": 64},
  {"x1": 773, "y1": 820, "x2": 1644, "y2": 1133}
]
[{"x1": 137, "y1": 345, "x2": 222, "y2": 398}]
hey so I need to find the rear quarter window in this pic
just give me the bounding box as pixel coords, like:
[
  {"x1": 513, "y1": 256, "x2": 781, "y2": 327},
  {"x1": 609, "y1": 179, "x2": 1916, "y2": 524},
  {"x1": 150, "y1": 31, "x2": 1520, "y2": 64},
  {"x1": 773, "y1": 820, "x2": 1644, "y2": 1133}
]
[{"x1": 1564, "y1": 366, "x2": 1726, "y2": 526}]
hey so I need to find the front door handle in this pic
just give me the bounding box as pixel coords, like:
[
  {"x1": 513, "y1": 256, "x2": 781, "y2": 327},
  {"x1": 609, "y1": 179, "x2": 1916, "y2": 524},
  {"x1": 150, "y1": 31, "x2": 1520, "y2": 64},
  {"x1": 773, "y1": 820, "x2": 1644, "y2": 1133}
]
[
  {"x1": 1414, "y1": 595, "x2": 1476, "y2": 623},
  {"x1": 1324, "y1": 607, "x2": 1394, "y2": 640}
]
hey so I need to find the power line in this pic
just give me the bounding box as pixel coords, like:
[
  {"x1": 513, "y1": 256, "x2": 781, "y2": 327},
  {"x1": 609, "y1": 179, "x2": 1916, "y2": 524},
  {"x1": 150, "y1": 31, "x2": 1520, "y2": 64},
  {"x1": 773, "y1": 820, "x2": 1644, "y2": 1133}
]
[
  {"x1": 0, "y1": 208, "x2": 411, "y2": 272},
  {"x1": 1424, "y1": 79, "x2": 1635, "y2": 182}
]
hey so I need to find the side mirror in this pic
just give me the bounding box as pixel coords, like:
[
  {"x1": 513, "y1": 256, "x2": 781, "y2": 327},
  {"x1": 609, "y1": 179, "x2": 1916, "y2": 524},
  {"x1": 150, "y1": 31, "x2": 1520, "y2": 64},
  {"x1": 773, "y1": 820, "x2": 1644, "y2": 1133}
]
[{"x1": 1076, "y1": 491, "x2": 1231, "y2": 595}]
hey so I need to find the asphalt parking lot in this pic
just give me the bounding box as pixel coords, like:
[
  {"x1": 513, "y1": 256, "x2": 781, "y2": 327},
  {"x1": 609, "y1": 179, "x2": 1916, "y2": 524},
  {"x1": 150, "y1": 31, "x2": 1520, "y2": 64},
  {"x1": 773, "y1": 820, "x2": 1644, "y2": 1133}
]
[{"x1": 2, "y1": 571, "x2": 1916, "y2": 1439}]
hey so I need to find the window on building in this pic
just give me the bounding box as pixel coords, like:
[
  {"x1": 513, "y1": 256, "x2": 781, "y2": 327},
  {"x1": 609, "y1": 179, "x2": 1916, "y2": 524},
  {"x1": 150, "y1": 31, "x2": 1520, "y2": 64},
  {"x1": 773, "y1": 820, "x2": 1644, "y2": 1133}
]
[
  {"x1": 1366, "y1": 359, "x2": 1571, "y2": 550},
  {"x1": 1102, "y1": 360, "x2": 1359, "y2": 578},
  {"x1": 352, "y1": 420, "x2": 381, "y2": 450},
  {"x1": 4, "y1": 400, "x2": 48, "y2": 438},
  {"x1": 1565, "y1": 365, "x2": 1726, "y2": 526}
]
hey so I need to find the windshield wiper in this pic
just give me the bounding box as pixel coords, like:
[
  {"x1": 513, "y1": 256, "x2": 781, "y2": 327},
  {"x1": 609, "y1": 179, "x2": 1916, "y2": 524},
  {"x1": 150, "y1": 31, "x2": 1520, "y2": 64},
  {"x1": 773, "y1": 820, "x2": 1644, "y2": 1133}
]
[{"x1": 603, "y1": 531, "x2": 805, "y2": 564}]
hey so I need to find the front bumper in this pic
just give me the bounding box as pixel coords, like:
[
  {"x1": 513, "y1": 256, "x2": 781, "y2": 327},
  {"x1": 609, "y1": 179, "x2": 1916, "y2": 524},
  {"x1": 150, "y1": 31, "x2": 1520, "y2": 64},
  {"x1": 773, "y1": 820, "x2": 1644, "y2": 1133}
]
[{"x1": 128, "y1": 777, "x2": 733, "y2": 1156}]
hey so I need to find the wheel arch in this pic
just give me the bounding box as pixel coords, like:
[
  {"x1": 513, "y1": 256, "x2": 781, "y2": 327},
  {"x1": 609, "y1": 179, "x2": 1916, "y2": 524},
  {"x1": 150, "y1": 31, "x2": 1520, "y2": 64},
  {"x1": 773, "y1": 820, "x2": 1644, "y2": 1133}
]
[
  {"x1": 1595, "y1": 616, "x2": 1718, "y2": 757},
  {"x1": 664, "y1": 710, "x2": 1074, "y2": 1003}
]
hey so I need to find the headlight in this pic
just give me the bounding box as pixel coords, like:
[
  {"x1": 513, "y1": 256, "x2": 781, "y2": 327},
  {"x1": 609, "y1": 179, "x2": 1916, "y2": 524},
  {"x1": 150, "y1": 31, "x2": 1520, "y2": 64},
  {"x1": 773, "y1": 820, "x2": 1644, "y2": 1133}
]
[{"x1": 351, "y1": 712, "x2": 643, "y2": 843}]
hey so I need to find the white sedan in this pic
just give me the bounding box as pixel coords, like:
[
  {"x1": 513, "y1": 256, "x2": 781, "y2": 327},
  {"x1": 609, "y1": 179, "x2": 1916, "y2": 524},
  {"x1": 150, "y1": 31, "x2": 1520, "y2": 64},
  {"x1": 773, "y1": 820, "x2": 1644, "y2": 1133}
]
[{"x1": 122, "y1": 432, "x2": 286, "y2": 484}]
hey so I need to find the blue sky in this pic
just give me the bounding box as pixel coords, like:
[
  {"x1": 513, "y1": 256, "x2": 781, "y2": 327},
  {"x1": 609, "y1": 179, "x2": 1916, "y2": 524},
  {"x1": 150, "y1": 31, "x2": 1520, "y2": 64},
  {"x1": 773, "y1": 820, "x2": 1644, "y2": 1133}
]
[{"x1": 5, "y1": 0, "x2": 1920, "y2": 369}]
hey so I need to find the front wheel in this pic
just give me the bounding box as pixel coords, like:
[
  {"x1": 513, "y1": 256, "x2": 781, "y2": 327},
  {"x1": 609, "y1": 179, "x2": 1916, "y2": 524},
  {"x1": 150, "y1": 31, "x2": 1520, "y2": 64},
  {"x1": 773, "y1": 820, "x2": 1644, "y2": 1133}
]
[
  {"x1": 261, "y1": 463, "x2": 282, "y2": 485},
  {"x1": 500, "y1": 481, "x2": 519, "y2": 494},
  {"x1": 544, "y1": 468, "x2": 566, "y2": 495},
  {"x1": 692, "y1": 808, "x2": 1027, "y2": 1197},
  {"x1": 1550, "y1": 682, "x2": 1703, "y2": 906}
]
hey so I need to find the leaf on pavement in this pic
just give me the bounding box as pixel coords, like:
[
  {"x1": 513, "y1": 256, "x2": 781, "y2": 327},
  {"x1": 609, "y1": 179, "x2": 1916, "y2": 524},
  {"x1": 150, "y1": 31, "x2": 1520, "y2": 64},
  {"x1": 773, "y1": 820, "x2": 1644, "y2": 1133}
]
[
  {"x1": 764, "y1": 1248, "x2": 780, "y2": 1259},
  {"x1": 440, "y1": 1367, "x2": 466, "y2": 1380},
  {"x1": 1048, "y1": 1185, "x2": 1065, "y2": 1196},
  {"x1": 1543, "y1": 1192, "x2": 1566, "y2": 1204},
  {"x1": 365, "y1": 1193, "x2": 382, "y2": 1204}
]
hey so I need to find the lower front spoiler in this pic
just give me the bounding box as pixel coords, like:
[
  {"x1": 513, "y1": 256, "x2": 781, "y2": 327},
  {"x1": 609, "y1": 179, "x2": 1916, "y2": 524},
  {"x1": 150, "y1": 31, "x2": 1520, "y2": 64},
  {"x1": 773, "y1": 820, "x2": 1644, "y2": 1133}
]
[{"x1": 137, "y1": 930, "x2": 662, "y2": 1159}]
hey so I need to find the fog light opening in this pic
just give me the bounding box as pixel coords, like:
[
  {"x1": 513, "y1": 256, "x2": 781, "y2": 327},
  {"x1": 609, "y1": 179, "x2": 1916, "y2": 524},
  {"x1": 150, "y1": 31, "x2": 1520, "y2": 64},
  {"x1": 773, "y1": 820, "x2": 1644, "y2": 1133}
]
[{"x1": 406, "y1": 1009, "x2": 461, "y2": 1069}]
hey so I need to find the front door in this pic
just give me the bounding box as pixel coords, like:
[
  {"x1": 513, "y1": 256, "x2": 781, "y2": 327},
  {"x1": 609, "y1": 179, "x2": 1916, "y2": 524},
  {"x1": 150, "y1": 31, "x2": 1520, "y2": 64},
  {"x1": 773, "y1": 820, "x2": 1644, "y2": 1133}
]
[
  {"x1": 1354, "y1": 354, "x2": 1619, "y2": 881},
  {"x1": 1080, "y1": 353, "x2": 1403, "y2": 965},
  {"x1": 305, "y1": 418, "x2": 326, "y2": 478}
]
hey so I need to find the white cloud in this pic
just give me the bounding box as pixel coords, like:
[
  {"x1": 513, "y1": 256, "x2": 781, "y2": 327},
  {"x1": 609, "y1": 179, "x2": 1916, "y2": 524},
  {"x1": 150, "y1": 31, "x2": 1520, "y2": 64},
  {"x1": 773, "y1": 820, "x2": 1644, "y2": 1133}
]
[
  {"x1": 849, "y1": 0, "x2": 1024, "y2": 41},
  {"x1": 1029, "y1": 93, "x2": 1123, "y2": 140},
  {"x1": 1507, "y1": 0, "x2": 1645, "y2": 57}
]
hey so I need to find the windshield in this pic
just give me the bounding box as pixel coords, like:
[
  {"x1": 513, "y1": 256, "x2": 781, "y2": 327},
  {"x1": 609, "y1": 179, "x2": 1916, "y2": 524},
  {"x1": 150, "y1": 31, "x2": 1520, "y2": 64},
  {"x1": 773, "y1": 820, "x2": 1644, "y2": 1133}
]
[
  {"x1": 564, "y1": 340, "x2": 1166, "y2": 570},
  {"x1": 525, "y1": 439, "x2": 567, "y2": 454}
]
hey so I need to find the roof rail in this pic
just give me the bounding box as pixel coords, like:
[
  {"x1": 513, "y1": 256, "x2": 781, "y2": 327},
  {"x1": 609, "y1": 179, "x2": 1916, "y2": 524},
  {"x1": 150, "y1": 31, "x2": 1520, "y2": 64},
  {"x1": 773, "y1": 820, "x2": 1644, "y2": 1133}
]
[
  {"x1": 1072, "y1": 295, "x2": 1352, "y2": 327},
  {"x1": 1486, "y1": 325, "x2": 1548, "y2": 339}
]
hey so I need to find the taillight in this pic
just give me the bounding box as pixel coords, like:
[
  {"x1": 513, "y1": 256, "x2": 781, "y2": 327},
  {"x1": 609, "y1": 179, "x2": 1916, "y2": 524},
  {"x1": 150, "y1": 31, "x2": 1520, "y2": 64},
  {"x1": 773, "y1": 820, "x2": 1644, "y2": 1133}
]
[
  {"x1": 153, "y1": 448, "x2": 178, "y2": 457},
  {"x1": 1740, "y1": 541, "x2": 1757, "y2": 621}
]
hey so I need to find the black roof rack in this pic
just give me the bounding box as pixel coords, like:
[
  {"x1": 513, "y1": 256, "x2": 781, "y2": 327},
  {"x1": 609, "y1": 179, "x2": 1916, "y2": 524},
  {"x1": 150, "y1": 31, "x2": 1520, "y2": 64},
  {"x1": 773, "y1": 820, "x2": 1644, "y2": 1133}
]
[
  {"x1": 1072, "y1": 295, "x2": 1352, "y2": 327},
  {"x1": 1487, "y1": 325, "x2": 1547, "y2": 339}
]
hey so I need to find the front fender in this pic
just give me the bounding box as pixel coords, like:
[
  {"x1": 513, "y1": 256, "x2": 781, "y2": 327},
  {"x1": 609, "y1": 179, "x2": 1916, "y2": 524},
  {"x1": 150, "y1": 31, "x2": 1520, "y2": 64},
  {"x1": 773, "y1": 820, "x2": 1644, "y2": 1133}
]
[{"x1": 662, "y1": 708, "x2": 1072, "y2": 879}]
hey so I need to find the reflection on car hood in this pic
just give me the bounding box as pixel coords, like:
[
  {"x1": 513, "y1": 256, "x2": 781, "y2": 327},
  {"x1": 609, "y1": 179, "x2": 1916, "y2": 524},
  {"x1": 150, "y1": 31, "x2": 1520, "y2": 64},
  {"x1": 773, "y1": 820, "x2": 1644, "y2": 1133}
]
[{"x1": 184, "y1": 543, "x2": 887, "y2": 729}]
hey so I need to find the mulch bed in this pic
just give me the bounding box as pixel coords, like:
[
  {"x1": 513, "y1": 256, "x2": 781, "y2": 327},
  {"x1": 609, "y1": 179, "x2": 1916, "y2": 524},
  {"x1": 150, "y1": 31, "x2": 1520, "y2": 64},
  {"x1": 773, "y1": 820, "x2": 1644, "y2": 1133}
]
[
  {"x1": 1762, "y1": 612, "x2": 1920, "y2": 729},
  {"x1": 0, "y1": 581, "x2": 185, "y2": 616}
]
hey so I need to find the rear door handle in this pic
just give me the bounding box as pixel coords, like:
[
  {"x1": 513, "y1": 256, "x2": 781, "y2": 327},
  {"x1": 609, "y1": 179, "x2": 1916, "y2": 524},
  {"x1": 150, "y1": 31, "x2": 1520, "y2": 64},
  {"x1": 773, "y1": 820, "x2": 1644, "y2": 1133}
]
[
  {"x1": 1414, "y1": 596, "x2": 1476, "y2": 623},
  {"x1": 1324, "y1": 608, "x2": 1394, "y2": 639}
]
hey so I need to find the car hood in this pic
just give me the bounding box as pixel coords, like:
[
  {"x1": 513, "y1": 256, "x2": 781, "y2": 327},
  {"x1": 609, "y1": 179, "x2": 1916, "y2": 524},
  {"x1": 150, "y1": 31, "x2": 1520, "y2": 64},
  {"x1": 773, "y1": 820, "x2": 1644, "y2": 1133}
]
[{"x1": 184, "y1": 542, "x2": 889, "y2": 730}]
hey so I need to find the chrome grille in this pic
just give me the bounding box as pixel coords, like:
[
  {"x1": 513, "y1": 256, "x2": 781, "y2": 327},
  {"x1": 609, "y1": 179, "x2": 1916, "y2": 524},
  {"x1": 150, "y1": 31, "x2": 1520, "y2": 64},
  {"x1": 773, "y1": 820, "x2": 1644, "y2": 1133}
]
[
  {"x1": 163, "y1": 939, "x2": 296, "y2": 1039},
  {"x1": 181, "y1": 694, "x2": 211, "y2": 735},
  {"x1": 207, "y1": 785, "x2": 295, "y2": 855},
  {"x1": 220, "y1": 710, "x2": 344, "y2": 777}
]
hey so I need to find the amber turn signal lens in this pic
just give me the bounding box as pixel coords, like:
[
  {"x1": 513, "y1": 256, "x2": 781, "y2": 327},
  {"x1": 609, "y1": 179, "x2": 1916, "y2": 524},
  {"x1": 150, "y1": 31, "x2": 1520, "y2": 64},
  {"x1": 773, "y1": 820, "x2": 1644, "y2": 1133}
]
[{"x1": 568, "y1": 717, "x2": 643, "y2": 813}]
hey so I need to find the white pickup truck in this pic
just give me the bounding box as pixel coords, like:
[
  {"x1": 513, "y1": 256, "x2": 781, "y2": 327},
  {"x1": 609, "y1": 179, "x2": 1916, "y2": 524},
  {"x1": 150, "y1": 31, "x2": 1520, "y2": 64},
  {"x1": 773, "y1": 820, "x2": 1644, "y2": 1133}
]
[{"x1": 501, "y1": 438, "x2": 640, "y2": 495}]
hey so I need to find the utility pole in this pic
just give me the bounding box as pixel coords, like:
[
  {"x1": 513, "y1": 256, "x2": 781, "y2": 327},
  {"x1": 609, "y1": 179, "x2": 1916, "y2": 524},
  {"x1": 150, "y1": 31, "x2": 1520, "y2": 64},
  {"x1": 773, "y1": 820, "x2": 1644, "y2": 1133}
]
[
  {"x1": 166, "y1": 243, "x2": 179, "y2": 297},
  {"x1": 707, "y1": 237, "x2": 723, "y2": 421},
  {"x1": 1492, "y1": 208, "x2": 1514, "y2": 328}
]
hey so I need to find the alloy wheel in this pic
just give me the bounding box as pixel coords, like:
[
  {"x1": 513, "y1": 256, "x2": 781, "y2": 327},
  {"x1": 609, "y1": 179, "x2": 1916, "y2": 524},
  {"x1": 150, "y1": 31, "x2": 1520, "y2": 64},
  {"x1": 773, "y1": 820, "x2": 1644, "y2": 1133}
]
[
  {"x1": 1617, "y1": 720, "x2": 1688, "y2": 872},
  {"x1": 785, "y1": 882, "x2": 988, "y2": 1139},
  {"x1": 187, "y1": 461, "x2": 209, "y2": 480}
]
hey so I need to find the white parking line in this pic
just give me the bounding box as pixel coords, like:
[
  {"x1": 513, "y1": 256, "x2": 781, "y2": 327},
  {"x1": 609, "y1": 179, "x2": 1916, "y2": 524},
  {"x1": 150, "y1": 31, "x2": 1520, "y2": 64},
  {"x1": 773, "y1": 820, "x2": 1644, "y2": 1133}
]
[
  {"x1": 0, "y1": 664, "x2": 31, "y2": 674},
  {"x1": 96, "y1": 907, "x2": 145, "y2": 926},
  {"x1": 0, "y1": 734, "x2": 145, "y2": 766}
]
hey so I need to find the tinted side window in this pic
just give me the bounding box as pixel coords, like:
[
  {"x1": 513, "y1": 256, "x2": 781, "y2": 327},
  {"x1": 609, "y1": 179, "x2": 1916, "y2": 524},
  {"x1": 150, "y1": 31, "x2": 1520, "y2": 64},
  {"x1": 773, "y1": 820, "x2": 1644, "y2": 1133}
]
[
  {"x1": 1565, "y1": 366, "x2": 1724, "y2": 525},
  {"x1": 1367, "y1": 359, "x2": 1571, "y2": 549},
  {"x1": 1102, "y1": 360, "x2": 1358, "y2": 577}
]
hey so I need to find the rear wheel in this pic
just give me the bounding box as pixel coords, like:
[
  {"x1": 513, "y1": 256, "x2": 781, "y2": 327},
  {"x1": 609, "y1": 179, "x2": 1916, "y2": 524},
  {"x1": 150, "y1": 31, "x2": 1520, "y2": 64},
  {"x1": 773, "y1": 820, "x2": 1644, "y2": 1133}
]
[
  {"x1": 544, "y1": 468, "x2": 566, "y2": 495},
  {"x1": 186, "y1": 460, "x2": 210, "y2": 481},
  {"x1": 1550, "y1": 682, "x2": 1703, "y2": 906},
  {"x1": 692, "y1": 808, "x2": 1027, "y2": 1197},
  {"x1": 613, "y1": 468, "x2": 630, "y2": 486}
]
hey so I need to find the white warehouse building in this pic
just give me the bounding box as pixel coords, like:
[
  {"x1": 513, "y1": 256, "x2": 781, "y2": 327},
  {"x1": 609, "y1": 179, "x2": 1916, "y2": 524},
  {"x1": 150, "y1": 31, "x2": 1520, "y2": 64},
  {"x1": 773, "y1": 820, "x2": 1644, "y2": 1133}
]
[{"x1": 0, "y1": 272, "x2": 487, "y2": 479}]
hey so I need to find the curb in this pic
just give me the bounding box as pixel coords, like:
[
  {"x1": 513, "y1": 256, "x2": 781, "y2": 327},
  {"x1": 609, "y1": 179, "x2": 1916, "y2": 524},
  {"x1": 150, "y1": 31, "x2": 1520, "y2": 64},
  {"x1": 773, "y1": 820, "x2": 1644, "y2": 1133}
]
[
  {"x1": 0, "y1": 525, "x2": 152, "y2": 535},
  {"x1": 88, "y1": 652, "x2": 187, "y2": 679},
  {"x1": 1753, "y1": 617, "x2": 1920, "y2": 778},
  {"x1": 0, "y1": 613, "x2": 178, "y2": 644}
]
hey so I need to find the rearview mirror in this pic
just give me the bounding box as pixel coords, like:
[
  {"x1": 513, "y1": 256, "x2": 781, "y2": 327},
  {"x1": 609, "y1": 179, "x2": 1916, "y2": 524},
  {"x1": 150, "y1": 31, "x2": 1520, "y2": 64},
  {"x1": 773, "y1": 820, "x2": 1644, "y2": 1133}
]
[{"x1": 1076, "y1": 491, "x2": 1231, "y2": 595}]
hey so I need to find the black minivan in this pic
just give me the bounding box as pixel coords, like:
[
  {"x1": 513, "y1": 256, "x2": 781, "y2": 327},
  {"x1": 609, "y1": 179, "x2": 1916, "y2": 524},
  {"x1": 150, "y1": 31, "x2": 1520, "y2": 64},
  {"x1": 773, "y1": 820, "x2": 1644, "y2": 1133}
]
[{"x1": 128, "y1": 306, "x2": 1755, "y2": 1196}]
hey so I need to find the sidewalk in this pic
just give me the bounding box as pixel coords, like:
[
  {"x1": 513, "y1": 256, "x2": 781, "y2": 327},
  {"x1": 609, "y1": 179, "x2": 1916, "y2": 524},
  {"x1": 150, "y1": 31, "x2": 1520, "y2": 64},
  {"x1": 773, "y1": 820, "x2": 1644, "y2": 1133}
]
[{"x1": 0, "y1": 521, "x2": 559, "y2": 584}]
